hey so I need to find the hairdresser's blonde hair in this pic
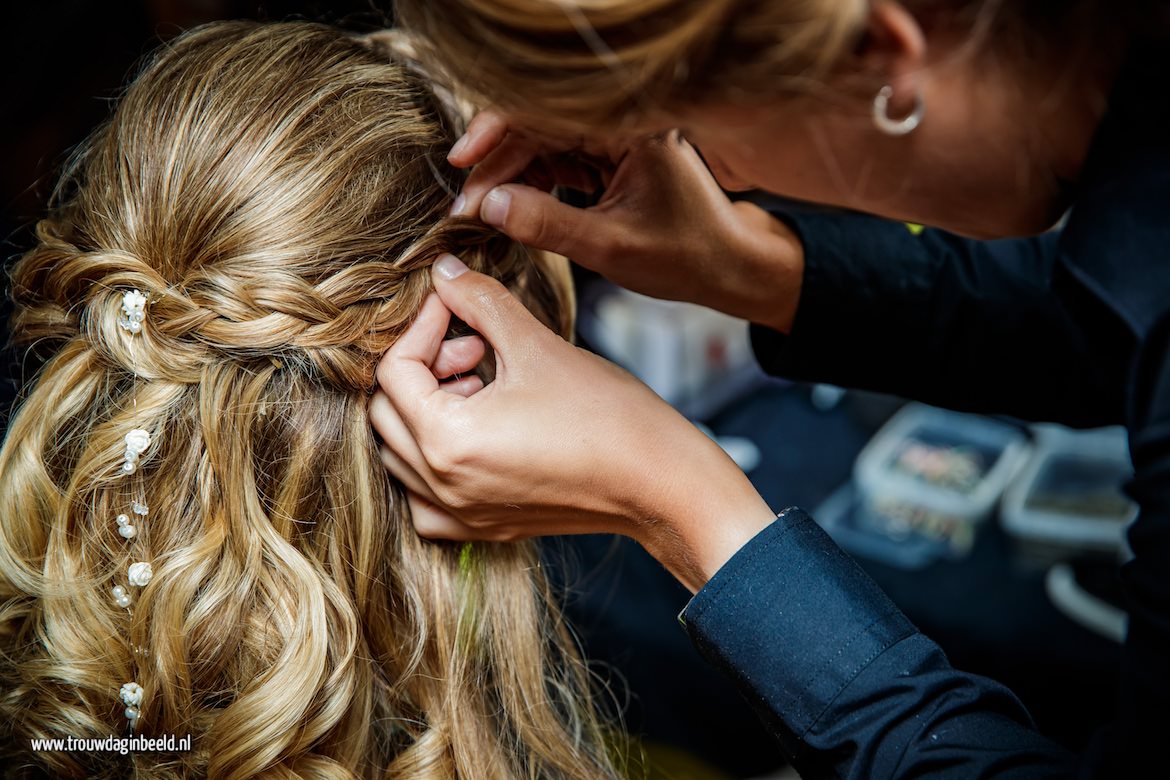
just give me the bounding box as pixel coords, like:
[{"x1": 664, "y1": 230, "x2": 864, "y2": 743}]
[
  {"x1": 0, "y1": 20, "x2": 615, "y2": 779},
  {"x1": 393, "y1": 0, "x2": 871, "y2": 132},
  {"x1": 392, "y1": 0, "x2": 1121, "y2": 134}
]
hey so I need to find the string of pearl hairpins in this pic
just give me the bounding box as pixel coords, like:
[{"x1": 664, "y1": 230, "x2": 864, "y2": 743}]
[{"x1": 113, "y1": 289, "x2": 154, "y2": 730}]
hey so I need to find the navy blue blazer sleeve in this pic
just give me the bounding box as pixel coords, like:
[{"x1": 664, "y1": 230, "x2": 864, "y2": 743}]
[
  {"x1": 749, "y1": 211, "x2": 1133, "y2": 428},
  {"x1": 681, "y1": 510, "x2": 1077, "y2": 779}
]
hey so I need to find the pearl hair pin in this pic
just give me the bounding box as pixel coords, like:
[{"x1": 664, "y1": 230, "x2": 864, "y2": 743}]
[
  {"x1": 122, "y1": 429, "x2": 151, "y2": 475},
  {"x1": 115, "y1": 514, "x2": 136, "y2": 539},
  {"x1": 114, "y1": 500, "x2": 149, "y2": 540},
  {"x1": 112, "y1": 585, "x2": 132, "y2": 608},
  {"x1": 127, "y1": 562, "x2": 153, "y2": 587},
  {"x1": 120, "y1": 682, "x2": 144, "y2": 725},
  {"x1": 118, "y1": 290, "x2": 148, "y2": 334}
]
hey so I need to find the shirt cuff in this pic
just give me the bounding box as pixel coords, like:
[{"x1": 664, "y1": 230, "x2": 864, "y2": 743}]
[{"x1": 680, "y1": 507, "x2": 917, "y2": 738}]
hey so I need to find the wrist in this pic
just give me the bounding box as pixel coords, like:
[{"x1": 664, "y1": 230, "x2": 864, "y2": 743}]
[
  {"x1": 727, "y1": 205, "x2": 805, "y2": 334},
  {"x1": 636, "y1": 433, "x2": 777, "y2": 593}
]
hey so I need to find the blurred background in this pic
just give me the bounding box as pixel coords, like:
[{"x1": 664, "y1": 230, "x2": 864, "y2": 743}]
[{"x1": 1, "y1": 3, "x2": 1128, "y2": 777}]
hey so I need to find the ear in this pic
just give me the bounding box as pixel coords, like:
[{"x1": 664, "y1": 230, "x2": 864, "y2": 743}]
[{"x1": 856, "y1": 1, "x2": 927, "y2": 110}]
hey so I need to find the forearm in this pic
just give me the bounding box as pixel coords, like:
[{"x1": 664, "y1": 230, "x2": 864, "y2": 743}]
[{"x1": 753, "y1": 211, "x2": 1131, "y2": 427}]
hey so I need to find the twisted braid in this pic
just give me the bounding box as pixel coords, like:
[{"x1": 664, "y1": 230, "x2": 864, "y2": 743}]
[{"x1": 15, "y1": 221, "x2": 528, "y2": 391}]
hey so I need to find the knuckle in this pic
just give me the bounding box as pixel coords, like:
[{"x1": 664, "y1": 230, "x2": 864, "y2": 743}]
[
  {"x1": 461, "y1": 512, "x2": 490, "y2": 530},
  {"x1": 425, "y1": 439, "x2": 471, "y2": 486},
  {"x1": 412, "y1": 513, "x2": 453, "y2": 540},
  {"x1": 449, "y1": 489, "x2": 477, "y2": 514},
  {"x1": 410, "y1": 512, "x2": 435, "y2": 535},
  {"x1": 494, "y1": 527, "x2": 522, "y2": 543},
  {"x1": 645, "y1": 131, "x2": 671, "y2": 151},
  {"x1": 599, "y1": 234, "x2": 624, "y2": 265},
  {"x1": 525, "y1": 205, "x2": 560, "y2": 250},
  {"x1": 373, "y1": 355, "x2": 394, "y2": 391},
  {"x1": 427, "y1": 448, "x2": 460, "y2": 481},
  {"x1": 438, "y1": 487, "x2": 472, "y2": 513},
  {"x1": 595, "y1": 230, "x2": 632, "y2": 268},
  {"x1": 367, "y1": 393, "x2": 390, "y2": 428}
]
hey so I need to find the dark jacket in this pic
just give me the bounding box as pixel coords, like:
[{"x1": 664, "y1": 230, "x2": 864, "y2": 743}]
[{"x1": 682, "y1": 41, "x2": 1170, "y2": 779}]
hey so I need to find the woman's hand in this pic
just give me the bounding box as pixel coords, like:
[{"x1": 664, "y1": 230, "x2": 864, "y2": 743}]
[
  {"x1": 368, "y1": 255, "x2": 777, "y2": 592},
  {"x1": 449, "y1": 111, "x2": 806, "y2": 333}
]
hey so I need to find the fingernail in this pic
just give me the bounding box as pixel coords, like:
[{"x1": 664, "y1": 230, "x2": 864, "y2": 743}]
[
  {"x1": 449, "y1": 193, "x2": 467, "y2": 216},
  {"x1": 448, "y1": 133, "x2": 470, "y2": 160},
  {"x1": 481, "y1": 188, "x2": 511, "y2": 226},
  {"x1": 434, "y1": 253, "x2": 469, "y2": 281}
]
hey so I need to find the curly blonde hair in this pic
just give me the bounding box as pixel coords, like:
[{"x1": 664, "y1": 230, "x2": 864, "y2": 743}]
[{"x1": 0, "y1": 20, "x2": 616, "y2": 779}]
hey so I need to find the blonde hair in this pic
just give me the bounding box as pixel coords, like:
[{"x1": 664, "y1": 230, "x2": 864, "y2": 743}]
[
  {"x1": 391, "y1": 0, "x2": 1119, "y2": 134},
  {"x1": 393, "y1": 0, "x2": 871, "y2": 131},
  {"x1": 0, "y1": 20, "x2": 616, "y2": 779}
]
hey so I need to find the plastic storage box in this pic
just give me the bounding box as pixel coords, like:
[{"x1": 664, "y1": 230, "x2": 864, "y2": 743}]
[
  {"x1": 1000, "y1": 425, "x2": 1136, "y2": 565},
  {"x1": 579, "y1": 286, "x2": 764, "y2": 418},
  {"x1": 839, "y1": 404, "x2": 1032, "y2": 567}
]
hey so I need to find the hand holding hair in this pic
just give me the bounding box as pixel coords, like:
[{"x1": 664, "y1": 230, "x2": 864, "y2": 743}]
[
  {"x1": 449, "y1": 110, "x2": 807, "y2": 333},
  {"x1": 369, "y1": 255, "x2": 777, "y2": 592}
]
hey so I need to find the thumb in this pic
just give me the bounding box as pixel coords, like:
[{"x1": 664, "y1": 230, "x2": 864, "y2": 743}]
[
  {"x1": 479, "y1": 184, "x2": 608, "y2": 264},
  {"x1": 431, "y1": 254, "x2": 549, "y2": 369}
]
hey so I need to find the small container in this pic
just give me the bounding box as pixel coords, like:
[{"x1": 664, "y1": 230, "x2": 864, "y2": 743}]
[
  {"x1": 814, "y1": 482, "x2": 947, "y2": 570},
  {"x1": 579, "y1": 286, "x2": 764, "y2": 417},
  {"x1": 849, "y1": 404, "x2": 1032, "y2": 564},
  {"x1": 1000, "y1": 425, "x2": 1136, "y2": 565}
]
